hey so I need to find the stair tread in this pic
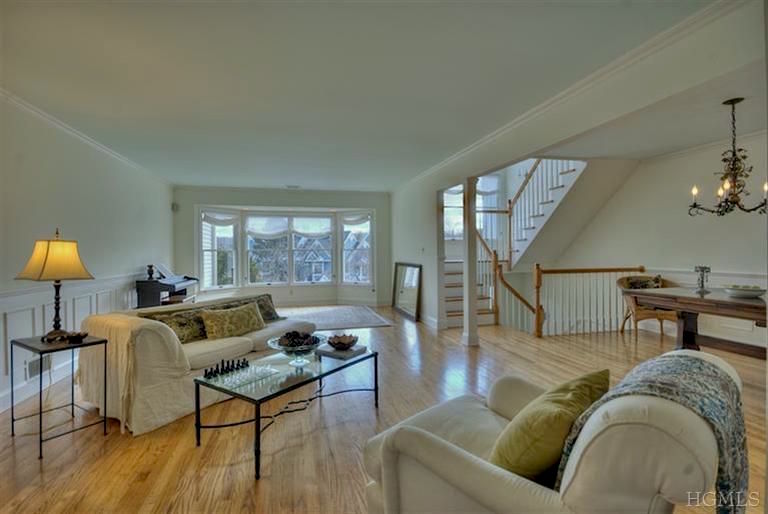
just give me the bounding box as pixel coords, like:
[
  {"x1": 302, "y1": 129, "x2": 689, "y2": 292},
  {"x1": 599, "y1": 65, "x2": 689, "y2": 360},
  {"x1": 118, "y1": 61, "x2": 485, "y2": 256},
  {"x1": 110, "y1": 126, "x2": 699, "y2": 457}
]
[
  {"x1": 559, "y1": 168, "x2": 578, "y2": 175},
  {"x1": 444, "y1": 271, "x2": 463, "y2": 275},
  {"x1": 549, "y1": 185, "x2": 566, "y2": 190},
  {"x1": 540, "y1": 200, "x2": 555, "y2": 205},
  {"x1": 530, "y1": 213, "x2": 545, "y2": 218},
  {"x1": 446, "y1": 309, "x2": 495, "y2": 317},
  {"x1": 445, "y1": 283, "x2": 483, "y2": 288},
  {"x1": 445, "y1": 295, "x2": 491, "y2": 302}
]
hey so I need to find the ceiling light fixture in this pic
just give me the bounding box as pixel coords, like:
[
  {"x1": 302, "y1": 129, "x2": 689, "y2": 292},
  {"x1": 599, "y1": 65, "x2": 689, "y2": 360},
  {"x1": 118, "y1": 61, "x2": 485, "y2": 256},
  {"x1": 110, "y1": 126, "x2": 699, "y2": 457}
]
[{"x1": 689, "y1": 97, "x2": 766, "y2": 216}]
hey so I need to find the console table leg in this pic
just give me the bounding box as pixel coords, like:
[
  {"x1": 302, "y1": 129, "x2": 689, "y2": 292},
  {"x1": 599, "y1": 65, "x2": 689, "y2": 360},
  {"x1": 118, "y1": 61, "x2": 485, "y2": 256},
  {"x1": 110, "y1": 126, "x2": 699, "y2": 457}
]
[
  {"x1": 103, "y1": 344, "x2": 108, "y2": 435},
  {"x1": 676, "y1": 311, "x2": 701, "y2": 351},
  {"x1": 194, "y1": 382, "x2": 201, "y2": 447},
  {"x1": 71, "y1": 349, "x2": 75, "y2": 418},
  {"x1": 38, "y1": 365, "x2": 43, "y2": 459},
  {"x1": 374, "y1": 353, "x2": 379, "y2": 409},
  {"x1": 254, "y1": 403, "x2": 261, "y2": 479},
  {"x1": 10, "y1": 344, "x2": 14, "y2": 437}
]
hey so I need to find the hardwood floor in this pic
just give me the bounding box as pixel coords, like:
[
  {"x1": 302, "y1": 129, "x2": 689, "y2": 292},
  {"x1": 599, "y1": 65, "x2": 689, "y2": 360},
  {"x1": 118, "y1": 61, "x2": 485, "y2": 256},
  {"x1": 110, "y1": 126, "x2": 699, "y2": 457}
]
[{"x1": 0, "y1": 308, "x2": 764, "y2": 513}]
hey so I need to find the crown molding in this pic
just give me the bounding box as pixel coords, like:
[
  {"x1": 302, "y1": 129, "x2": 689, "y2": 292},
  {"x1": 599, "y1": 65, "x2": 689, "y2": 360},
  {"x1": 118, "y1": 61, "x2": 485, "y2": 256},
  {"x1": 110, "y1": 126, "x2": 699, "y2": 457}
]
[
  {"x1": 398, "y1": 0, "x2": 749, "y2": 191},
  {"x1": 0, "y1": 88, "x2": 170, "y2": 185}
]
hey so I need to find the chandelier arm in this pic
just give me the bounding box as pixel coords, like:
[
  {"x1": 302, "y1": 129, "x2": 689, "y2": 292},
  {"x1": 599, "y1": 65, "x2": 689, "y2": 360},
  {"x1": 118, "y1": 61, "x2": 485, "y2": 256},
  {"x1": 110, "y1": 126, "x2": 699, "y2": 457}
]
[{"x1": 736, "y1": 200, "x2": 767, "y2": 214}]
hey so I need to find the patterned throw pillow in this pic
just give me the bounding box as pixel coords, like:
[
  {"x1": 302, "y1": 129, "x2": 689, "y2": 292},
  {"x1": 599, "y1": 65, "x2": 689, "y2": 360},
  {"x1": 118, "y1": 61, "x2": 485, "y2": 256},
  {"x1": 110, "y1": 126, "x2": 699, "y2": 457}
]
[
  {"x1": 142, "y1": 310, "x2": 207, "y2": 344},
  {"x1": 213, "y1": 294, "x2": 280, "y2": 322},
  {"x1": 200, "y1": 302, "x2": 265, "y2": 339},
  {"x1": 254, "y1": 294, "x2": 280, "y2": 321}
]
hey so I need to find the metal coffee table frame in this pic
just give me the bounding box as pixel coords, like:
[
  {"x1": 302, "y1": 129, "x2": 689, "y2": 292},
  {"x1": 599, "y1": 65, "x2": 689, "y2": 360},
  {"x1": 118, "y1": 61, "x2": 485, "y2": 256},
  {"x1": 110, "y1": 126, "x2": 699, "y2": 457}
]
[{"x1": 194, "y1": 351, "x2": 378, "y2": 479}]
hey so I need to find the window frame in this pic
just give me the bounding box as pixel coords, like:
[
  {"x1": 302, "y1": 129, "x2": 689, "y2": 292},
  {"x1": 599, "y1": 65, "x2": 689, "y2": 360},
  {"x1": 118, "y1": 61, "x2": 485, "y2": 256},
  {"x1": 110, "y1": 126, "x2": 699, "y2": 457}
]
[{"x1": 195, "y1": 207, "x2": 374, "y2": 291}]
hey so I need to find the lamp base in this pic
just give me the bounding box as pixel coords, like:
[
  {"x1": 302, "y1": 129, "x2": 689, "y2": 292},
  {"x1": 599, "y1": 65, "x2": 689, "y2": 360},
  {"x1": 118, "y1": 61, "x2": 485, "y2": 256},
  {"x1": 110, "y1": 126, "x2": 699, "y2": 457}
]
[{"x1": 42, "y1": 329, "x2": 71, "y2": 343}]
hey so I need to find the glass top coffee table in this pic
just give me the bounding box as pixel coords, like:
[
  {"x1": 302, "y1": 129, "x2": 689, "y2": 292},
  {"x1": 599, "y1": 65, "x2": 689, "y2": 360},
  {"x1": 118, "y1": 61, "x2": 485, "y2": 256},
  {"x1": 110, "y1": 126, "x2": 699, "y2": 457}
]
[{"x1": 194, "y1": 348, "x2": 378, "y2": 479}]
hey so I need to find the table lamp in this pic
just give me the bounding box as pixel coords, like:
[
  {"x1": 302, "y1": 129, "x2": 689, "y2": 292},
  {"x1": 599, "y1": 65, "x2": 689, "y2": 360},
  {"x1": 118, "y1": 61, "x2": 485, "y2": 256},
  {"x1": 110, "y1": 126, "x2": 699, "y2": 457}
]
[{"x1": 16, "y1": 229, "x2": 94, "y2": 342}]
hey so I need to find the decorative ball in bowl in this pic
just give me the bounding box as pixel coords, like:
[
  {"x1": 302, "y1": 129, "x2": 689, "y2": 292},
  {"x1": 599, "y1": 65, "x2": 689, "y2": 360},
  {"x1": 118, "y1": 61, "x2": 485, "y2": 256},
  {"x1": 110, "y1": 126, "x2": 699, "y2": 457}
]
[
  {"x1": 328, "y1": 334, "x2": 359, "y2": 351},
  {"x1": 267, "y1": 331, "x2": 326, "y2": 368}
]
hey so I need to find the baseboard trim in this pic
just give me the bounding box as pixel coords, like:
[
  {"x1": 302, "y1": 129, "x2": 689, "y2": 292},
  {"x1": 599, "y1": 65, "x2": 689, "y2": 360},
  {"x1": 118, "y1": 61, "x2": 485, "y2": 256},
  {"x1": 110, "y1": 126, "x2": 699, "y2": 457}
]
[{"x1": 695, "y1": 335, "x2": 766, "y2": 360}]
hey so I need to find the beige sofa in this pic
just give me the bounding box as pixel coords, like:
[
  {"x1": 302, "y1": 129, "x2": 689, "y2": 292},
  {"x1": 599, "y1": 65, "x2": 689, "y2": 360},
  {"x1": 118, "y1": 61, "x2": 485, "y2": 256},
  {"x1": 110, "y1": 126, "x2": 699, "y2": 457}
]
[
  {"x1": 365, "y1": 350, "x2": 740, "y2": 514},
  {"x1": 77, "y1": 294, "x2": 315, "y2": 435}
]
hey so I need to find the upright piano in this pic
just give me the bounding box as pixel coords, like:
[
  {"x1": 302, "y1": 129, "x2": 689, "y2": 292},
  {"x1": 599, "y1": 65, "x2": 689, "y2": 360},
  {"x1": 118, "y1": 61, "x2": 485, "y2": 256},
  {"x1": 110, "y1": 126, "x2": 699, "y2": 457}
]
[{"x1": 136, "y1": 264, "x2": 199, "y2": 308}]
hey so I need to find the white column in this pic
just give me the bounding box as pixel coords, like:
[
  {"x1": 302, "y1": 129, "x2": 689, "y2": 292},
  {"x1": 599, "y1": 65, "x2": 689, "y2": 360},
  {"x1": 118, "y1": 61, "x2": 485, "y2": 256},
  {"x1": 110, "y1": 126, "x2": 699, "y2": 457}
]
[{"x1": 462, "y1": 177, "x2": 478, "y2": 346}]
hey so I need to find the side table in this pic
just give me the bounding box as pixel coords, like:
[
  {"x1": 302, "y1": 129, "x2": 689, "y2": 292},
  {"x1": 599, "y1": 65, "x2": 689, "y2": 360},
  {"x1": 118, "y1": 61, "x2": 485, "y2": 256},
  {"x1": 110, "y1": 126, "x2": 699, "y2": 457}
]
[{"x1": 10, "y1": 335, "x2": 108, "y2": 458}]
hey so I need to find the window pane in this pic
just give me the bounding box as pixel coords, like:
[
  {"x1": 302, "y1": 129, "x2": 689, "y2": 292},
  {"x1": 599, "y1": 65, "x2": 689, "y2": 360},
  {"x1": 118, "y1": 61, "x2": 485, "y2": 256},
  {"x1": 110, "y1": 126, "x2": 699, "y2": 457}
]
[
  {"x1": 203, "y1": 250, "x2": 234, "y2": 287},
  {"x1": 247, "y1": 234, "x2": 288, "y2": 283},
  {"x1": 246, "y1": 216, "x2": 289, "y2": 236},
  {"x1": 343, "y1": 220, "x2": 370, "y2": 250},
  {"x1": 294, "y1": 249, "x2": 332, "y2": 283},
  {"x1": 444, "y1": 207, "x2": 463, "y2": 239},
  {"x1": 248, "y1": 250, "x2": 289, "y2": 284},
  {"x1": 293, "y1": 217, "x2": 331, "y2": 235},
  {"x1": 343, "y1": 249, "x2": 370, "y2": 283}
]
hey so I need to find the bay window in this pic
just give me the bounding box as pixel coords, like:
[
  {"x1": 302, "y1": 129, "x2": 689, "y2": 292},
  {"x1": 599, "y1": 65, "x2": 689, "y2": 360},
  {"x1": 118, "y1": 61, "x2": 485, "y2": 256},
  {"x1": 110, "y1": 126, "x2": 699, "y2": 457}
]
[{"x1": 198, "y1": 208, "x2": 373, "y2": 289}]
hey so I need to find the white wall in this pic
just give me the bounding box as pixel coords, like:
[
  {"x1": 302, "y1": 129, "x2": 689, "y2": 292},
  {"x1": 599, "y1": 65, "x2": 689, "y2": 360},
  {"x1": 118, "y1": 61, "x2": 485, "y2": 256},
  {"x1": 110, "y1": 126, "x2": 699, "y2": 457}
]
[
  {"x1": 0, "y1": 92, "x2": 173, "y2": 411},
  {"x1": 556, "y1": 132, "x2": 768, "y2": 345},
  {"x1": 391, "y1": 1, "x2": 765, "y2": 324},
  {"x1": 172, "y1": 186, "x2": 392, "y2": 307}
]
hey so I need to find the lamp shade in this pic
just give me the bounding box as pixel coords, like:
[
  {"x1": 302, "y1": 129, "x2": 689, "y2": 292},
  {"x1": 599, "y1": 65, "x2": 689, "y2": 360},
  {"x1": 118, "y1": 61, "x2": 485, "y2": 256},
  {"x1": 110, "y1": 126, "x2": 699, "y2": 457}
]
[{"x1": 16, "y1": 239, "x2": 93, "y2": 281}]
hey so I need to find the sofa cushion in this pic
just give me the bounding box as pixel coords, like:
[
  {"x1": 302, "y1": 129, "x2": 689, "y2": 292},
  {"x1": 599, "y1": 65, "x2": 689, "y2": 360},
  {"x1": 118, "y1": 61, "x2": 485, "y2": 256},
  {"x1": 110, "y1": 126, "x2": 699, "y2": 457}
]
[
  {"x1": 364, "y1": 394, "x2": 508, "y2": 483},
  {"x1": 183, "y1": 337, "x2": 254, "y2": 370},
  {"x1": 200, "y1": 302, "x2": 265, "y2": 339},
  {"x1": 242, "y1": 318, "x2": 317, "y2": 351},
  {"x1": 489, "y1": 369, "x2": 609, "y2": 480}
]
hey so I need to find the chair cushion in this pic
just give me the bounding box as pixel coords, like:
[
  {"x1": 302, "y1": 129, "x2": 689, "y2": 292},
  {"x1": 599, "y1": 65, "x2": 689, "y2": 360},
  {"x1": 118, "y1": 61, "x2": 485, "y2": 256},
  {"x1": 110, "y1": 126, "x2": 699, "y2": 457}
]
[
  {"x1": 489, "y1": 369, "x2": 609, "y2": 480},
  {"x1": 364, "y1": 394, "x2": 509, "y2": 483},
  {"x1": 242, "y1": 318, "x2": 317, "y2": 351},
  {"x1": 200, "y1": 302, "x2": 265, "y2": 339},
  {"x1": 183, "y1": 337, "x2": 254, "y2": 370}
]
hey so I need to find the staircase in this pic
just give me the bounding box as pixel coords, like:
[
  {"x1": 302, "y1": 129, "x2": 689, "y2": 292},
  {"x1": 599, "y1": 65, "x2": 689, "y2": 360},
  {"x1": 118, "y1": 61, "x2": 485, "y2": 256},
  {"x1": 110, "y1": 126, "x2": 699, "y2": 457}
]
[
  {"x1": 440, "y1": 158, "x2": 587, "y2": 329},
  {"x1": 442, "y1": 259, "x2": 496, "y2": 328}
]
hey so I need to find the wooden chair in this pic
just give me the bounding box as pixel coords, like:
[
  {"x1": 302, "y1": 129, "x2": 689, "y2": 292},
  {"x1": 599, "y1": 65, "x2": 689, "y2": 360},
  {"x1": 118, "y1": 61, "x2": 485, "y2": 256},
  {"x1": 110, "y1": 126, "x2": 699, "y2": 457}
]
[{"x1": 617, "y1": 275, "x2": 678, "y2": 339}]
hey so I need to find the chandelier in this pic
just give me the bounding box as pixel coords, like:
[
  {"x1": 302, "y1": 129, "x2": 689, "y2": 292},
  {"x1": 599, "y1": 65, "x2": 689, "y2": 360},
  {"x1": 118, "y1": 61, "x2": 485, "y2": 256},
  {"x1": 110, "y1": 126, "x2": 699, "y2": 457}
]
[{"x1": 688, "y1": 97, "x2": 766, "y2": 216}]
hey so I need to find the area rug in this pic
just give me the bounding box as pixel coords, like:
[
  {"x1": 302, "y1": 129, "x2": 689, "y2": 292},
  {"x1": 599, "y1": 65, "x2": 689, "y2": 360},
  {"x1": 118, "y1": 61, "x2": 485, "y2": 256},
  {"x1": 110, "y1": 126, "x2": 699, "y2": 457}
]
[{"x1": 278, "y1": 305, "x2": 392, "y2": 330}]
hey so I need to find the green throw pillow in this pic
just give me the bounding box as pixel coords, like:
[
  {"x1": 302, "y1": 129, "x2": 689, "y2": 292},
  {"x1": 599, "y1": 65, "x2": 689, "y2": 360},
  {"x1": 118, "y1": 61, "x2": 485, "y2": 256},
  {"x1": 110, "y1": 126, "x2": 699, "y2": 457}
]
[
  {"x1": 143, "y1": 310, "x2": 207, "y2": 344},
  {"x1": 489, "y1": 369, "x2": 609, "y2": 480},
  {"x1": 200, "y1": 302, "x2": 265, "y2": 339}
]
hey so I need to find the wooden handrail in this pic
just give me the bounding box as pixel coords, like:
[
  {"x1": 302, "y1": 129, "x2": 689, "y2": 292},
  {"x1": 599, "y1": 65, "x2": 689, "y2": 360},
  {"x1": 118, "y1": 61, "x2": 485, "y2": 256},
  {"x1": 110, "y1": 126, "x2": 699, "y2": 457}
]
[
  {"x1": 508, "y1": 158, "x2": 542, "y2": 211},
  {"x1": 476, "y1": 232, "x2": 493, "y2": 255},
  {"x1": 533, "y1": 263, "x2": 646, "y2": 337},
  {"x1": 539, "y1": 265, "x2": 646, "y2": 275},
  {"x1": 497, "y1": 265, "x2": 535, "y2": 313}
]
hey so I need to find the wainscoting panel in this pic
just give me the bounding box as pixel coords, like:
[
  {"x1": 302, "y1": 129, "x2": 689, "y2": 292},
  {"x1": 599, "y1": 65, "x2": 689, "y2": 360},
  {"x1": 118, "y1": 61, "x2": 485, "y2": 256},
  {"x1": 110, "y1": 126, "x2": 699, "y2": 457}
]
[{"x1": 0, "y1": 275, "x2": 139, "y2": 412}]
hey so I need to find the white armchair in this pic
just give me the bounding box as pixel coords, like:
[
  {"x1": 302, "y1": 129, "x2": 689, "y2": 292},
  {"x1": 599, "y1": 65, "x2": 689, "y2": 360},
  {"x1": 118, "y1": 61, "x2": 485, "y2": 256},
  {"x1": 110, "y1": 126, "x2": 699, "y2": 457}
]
[{"x1": 364, "y1": 350, "x2": 741, "y2": 514}]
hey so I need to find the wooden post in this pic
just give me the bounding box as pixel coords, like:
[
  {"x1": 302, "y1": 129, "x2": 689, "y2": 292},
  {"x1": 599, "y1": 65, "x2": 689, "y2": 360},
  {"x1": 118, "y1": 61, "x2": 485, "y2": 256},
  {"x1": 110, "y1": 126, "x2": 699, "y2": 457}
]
[
  {"x1": 492, "y1": 250, "x2": 500, "y2": 325},
  {"x1": 507, "y1": 198, "x2": 513, "y2": 271},
  {"x1": 534, "y1": 263, "x2": 543, "y2": 337},
  {"x1": 462, "y1": 177, "x2": 479, "y2": 346}
]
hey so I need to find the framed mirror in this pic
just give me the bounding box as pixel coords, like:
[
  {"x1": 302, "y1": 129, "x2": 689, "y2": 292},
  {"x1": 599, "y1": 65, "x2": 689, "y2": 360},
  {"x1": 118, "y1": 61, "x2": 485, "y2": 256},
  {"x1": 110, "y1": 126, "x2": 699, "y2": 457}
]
[{"x1": 392, "y1": 262, "x2": 422, "y2": 321}]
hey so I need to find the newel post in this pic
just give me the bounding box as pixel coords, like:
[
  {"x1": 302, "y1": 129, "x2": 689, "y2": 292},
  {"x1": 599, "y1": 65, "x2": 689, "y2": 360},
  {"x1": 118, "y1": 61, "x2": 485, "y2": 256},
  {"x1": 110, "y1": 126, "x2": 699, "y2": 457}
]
[{"x1": 534, "y1": 263, "x2": 543, "y2": 337}]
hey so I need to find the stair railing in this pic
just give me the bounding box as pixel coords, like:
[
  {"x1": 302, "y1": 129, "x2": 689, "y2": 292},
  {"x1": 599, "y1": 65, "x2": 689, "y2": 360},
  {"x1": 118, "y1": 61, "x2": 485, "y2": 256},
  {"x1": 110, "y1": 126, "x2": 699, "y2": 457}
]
[
  {"x1": 508, "y1": 159, "x2": 581, "y2": 267},
  {"x1": 534, "y1": 264, "x2": 646, "y2": 337},
  {"x1": 476, "y1": 233, "x2": 498, "y2": 323}
]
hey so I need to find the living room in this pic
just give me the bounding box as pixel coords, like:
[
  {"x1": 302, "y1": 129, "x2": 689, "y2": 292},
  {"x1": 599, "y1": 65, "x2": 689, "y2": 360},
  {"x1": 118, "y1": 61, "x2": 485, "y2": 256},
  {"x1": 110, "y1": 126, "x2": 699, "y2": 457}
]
[{"x1": 1, "y1": 1, "x2": 767, "y2": 513}]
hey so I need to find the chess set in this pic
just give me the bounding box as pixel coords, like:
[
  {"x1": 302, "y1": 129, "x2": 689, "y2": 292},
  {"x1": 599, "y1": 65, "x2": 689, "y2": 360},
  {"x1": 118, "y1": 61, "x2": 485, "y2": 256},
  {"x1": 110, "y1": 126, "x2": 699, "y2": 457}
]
[
  {"x1": 201, "y1": 359, "x2": 279, "y2": 388},
  {"x1": 204, "y1": 358, "x2": 250, "y2": 379}
]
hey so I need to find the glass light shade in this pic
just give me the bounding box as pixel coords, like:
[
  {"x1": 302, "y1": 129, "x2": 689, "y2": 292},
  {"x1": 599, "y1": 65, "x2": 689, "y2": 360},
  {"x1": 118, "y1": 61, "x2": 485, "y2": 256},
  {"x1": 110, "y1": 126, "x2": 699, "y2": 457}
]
[
  {"x1": 723, "y1": 180, "x2": 731, "y2": 191},
  {"x1": 16, "y1": 239, "x2": 93, "y2": 281},
  {"x1": 717, "y1": 187, "x2": 725, "y2": 197},
  {"x1": 691, "y1": 185, "x2": 698, "y2": 196}
]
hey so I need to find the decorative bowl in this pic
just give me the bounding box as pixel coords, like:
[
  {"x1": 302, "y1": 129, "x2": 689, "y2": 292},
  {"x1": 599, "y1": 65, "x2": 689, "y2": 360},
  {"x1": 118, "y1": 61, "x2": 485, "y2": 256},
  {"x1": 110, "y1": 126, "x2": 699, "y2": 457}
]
[
  {"x1": 724, "y1": 285, "x2": 766, "y2": 299},
  {"x1": 267, "y1": 332, "x2": 326, "y2": 368},
  {"x1": 328, "y1": 334, "x2": 359, "y2": 351}
]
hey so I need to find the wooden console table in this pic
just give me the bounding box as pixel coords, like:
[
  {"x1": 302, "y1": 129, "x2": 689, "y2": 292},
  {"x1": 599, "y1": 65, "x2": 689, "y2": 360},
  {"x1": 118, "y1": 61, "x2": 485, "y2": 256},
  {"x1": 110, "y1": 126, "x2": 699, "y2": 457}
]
[{"x1": 629, "y1": 287, "x2": 766, "y2": 358}]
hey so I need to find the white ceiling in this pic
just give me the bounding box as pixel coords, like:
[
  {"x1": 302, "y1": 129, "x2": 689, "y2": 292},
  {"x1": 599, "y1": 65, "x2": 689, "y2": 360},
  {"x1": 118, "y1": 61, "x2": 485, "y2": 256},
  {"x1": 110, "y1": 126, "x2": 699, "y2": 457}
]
[
  {"x1": 4, "y1": 1, "x2": 711, "y2": 191},
  {"x1": 543, "y1": 60, "x2": 767, "y2": 160}
]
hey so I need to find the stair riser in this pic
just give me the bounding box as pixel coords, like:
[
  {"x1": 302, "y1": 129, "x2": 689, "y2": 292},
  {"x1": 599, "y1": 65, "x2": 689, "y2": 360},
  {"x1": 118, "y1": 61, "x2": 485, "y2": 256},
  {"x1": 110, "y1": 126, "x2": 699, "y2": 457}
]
[{"x1": 445, "y1": 313, "x2": 496, "y2": 328}]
